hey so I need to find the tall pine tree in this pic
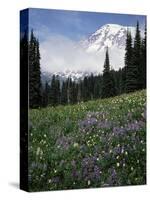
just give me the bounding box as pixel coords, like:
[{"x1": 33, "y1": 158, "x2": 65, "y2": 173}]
[
  {"x1": 101, "y1": 47, "x2": 116, "y2": 98},
  {"x1": 29, "y1": 30, "x2": 42, "y2": 108},
  {"x1": 132, "y1": 21, "x2": 142, "y2": 90},
  {"x1": 141, "y1": 22, "x2": 146, "y2": 89},
  {"x1": 61, "y1": 81, "x2": 68, "y2": 105},
  {"x1": 125, "y1": 30, "x2": 137, "y2": 93}
]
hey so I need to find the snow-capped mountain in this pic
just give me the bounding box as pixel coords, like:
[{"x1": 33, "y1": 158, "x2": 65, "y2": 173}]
[
  {"x1": 41, "y1": 23, "x2": 143, "y2": 82},
  {"x1": 41, "y1": 69, "x2": 99, "y2": 84},
  {"x1": 81, "y1": 24, "x2": 136, "y2": 52}
]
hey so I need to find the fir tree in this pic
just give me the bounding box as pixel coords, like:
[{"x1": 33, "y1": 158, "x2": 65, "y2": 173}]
[
  {"x1": 55, "y1": 77, "x2": 61, "y2": 105},
  {"x1": 132, "y1": 21, "x2": 142, "y2": 90},
  {"x1": 29, "y1": 30, "x2": 42, "y2": 108},
  {"x1": 101, "y1": 48, "x2": 116, "y2": 98},
  {"x1": 93, "y1": 75, "x2": 102, "y2": 99},
  {"x1": 141, "y1": 22, "x2": 146, "y2": 89},
  {"x1": 61, "y1": 81, "x2": 68, "y2": 105},
  {"x1": 49, "y1": 75, "x2": 60, "y2": 106},
  {"x1": 125, "y1": 30, "x2": 137, "y2": 93}
]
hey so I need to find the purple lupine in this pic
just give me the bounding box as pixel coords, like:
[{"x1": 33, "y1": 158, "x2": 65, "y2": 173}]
[
  {"x1": 107, "y1": 167, "x2": 117, "y2": 186},
  {"x1": 55, "y1": 135, "x2": 72, "y2": 150},
  {"x1": 97, "y1": 120, "x2": 112, "y2": 129},
  {"x1": 113, "y1": 126, "x2": 126, "y2": 136},
  {"x1": 81, "y1": 156, "x2": 100, "y2": 181}
]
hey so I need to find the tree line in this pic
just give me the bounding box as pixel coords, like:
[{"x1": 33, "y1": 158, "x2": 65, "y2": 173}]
[{"x1": 20, "y1": 21, "x2": 146, "y2": 108}]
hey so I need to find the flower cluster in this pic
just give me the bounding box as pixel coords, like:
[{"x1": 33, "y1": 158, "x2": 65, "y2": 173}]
[{"x1": 28, "y1": 90, "x2": 146, "y2": 191}]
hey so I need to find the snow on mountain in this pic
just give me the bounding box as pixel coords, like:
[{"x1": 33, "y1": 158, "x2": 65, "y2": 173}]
[
  {"x1": 79, "y1": 24, "x2": 137, "y2": 72},
  {"x1": 81, "y1": 24, "x2": 136, "y2": 52},
  {"x1": 41, "y1": 69, "x2": 98, "y2": 84},
  {"x1": 41, "y1": 23, "x2": 143, "y2": 82}
]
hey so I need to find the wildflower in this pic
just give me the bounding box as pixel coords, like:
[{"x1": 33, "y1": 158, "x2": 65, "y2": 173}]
[
  {"x1": 121, "y1": 147, "x2": 124, "y2": 154},
  {"x1": 88, "y1": 180, "x2": 91, "y2": 185},
  {"x1": 125, "y1": 151, "x2": 128, "y2": 155},
  {"x1": 48, "y1": 179, "x2": 52, "y2": 183},
  {"x1": 36, "y1": 147, "x2": 41, "y2": 156},
  {"x1": 73, "y1": 143, "x2": 79, "y2": 148},
  {"x1": 116, "y1": 163, "x2": 120, "y2": 167},
  {"x1": 131, "y1": 167, "x2": 134, "y2": 171}
]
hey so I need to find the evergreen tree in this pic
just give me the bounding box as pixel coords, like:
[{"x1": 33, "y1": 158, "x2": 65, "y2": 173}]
[
  {"x1": 66, "y1": 78, "x2": 72, "y2": 104},
  {"x1": 70, "y1": 81, "x2": 78, "y2": 104},
  {"x1": 125, "y1": 30, "x2": 137, "y2": 93},
  {"x1": 42, "y1": 81, "x2": 50, "y2": 107},
  {"x1": 61, "y1": 81, "x2": 68, "y2": 105},
  {"x1": 101, "y1": 48, "x2": 116, "y2": 98},
  {"x1": 77, "y1": 82, "x2": 82, "y2": 103},
  {"x1": 49, "y1": 75, "x2": 61, "y2": 106},
  {"x1": 29, "y1": 30, "x2": 42, "y2": 108},
  {"x1": 49, "y1": 75, "x2": 56, "y2": 106},
  {"x1": 55, "y1": 77, "x2": 61, "y2": 105},
  {"x1": 132, "y1": 21, "x2": 142, "y2": 90},
  {"x1": 93, "y1": 75, "x2": 102, "y2": 99},
  {"x1": 141, "y1": 22, "x2": 146, "y2": 89}
]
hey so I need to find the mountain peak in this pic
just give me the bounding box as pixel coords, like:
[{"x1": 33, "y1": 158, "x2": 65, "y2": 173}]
[{"x1": 84, "y1": 23, "x2": 135, "y2": 53}]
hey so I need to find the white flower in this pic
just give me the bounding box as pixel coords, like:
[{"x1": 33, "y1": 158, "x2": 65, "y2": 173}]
[
  {"x1": 117, "y1": 163, "x2": 120, "y2": 167},
  {"x1": 88, "y1": 180, "x2": 91, "y2": 185},
  {"x1": 131, "y1": 167, "x2": 134, "y2": 171},
  {"x1": 36, "y1": 147, "x2": 41, "y2": 156}
]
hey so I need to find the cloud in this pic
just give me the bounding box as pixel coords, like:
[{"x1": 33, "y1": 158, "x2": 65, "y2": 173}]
[{"x1": 40, "y1": 34, "x2": 106, "y2": 74}]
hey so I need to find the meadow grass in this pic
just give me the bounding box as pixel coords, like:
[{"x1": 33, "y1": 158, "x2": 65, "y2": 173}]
[{"x1": 29, "y1": 90, "x2": 146, "y2": 191}]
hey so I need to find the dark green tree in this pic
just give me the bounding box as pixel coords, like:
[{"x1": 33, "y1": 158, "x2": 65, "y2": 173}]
[
  {"x1": 61, "y1": 81, "x2": 68, "y2": 105},
  {"x1": 55, "y1": 77, "x2": 61, "y2": 105},
  {"x1": 29, "y1": 30, "x2": 42, "y2": 108},
  {"x1": 93, "y1": 75, "x2": 102, "y2": 99},
  {"x1": 49, "y1": 75, "x2": 60, "y2": 106},
  {"x1": 125, "y1": 30, "x2": 137, "y2": 93},
  {"x1": 141, "y1": 22, "x2": 146, "y2": 89},
  {"x1": 101, "y1": 48, "x2": 116, "y2": 98},
  {"x1": 132, "y1": 21, "x2": 142, "y2": 90}
]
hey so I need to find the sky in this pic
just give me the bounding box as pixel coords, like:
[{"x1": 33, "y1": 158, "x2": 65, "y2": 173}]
[
  {"x1": 21, "y1": 8, "x2": 146, "y2": 73},
  {"x1": 28, "y1": 8, "x2": 146, "y2": 42}
]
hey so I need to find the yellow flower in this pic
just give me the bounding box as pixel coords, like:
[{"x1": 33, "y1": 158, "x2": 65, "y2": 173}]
[{"x1": 73, "y1": 143, "x2": 79, "y2": 148}]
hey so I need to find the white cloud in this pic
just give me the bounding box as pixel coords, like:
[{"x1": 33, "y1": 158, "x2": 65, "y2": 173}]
[{"x1": 40, "y1": 34, "x2": 106, "y2": 74}]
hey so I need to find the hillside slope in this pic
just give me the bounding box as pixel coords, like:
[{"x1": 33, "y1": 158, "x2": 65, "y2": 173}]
[{"x1": 29, "y1": 90, "x2": 146, "y2": 191}]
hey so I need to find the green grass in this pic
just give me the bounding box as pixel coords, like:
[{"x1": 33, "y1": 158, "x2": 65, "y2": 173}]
[{"x1": 28, "y1": 90, "x2": 146, "y2": 191}]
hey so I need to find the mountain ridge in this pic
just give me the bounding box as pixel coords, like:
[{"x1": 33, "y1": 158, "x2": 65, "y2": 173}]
[{"x1": 41, "y1": 23, "x2": 143, "y2": 83}]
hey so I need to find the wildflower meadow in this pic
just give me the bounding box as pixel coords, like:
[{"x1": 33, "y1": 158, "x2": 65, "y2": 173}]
[{"x1": 29, "y1": 90, "x2": 146, "y2": 191}]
